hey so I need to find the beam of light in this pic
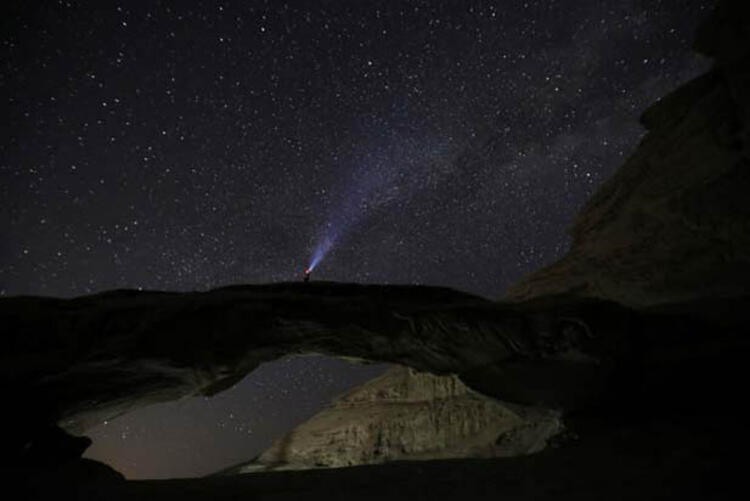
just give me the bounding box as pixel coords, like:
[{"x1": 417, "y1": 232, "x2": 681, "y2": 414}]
[
  {"x1": 307, "y1": 235, "x2": 333, "y2": 272},
  {"x1": 306, "y1": 131, "x2": 452, "y2": 275}
]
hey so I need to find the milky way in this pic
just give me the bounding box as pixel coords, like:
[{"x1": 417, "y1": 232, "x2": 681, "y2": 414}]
[{"x1": 2, "y1": 0, "x2": 712, "y2": 478}]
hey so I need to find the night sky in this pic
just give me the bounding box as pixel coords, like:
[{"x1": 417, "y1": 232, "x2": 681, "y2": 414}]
[{"x1": 2, "y1": 0, "x2": 711, "y2": 479}]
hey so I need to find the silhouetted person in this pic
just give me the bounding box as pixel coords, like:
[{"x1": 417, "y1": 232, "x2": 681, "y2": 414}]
[{"x1": 303, "y1": 269, "x2": 311, "y2": 282}]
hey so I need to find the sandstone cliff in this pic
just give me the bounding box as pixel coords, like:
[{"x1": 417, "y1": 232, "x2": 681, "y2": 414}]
[
  {"x1": 226, "y1": 366, "x2": 561, "y2": 472},
  {"x1": 507, "y1": 0, "x2": 750, "y2": 308}
]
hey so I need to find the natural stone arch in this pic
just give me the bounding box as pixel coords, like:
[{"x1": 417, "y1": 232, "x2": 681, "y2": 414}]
[{"x1": 2, "y1": 283, "x2": 623, "y2": 440}]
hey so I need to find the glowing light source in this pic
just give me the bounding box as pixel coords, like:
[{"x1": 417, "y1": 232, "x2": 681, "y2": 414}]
[{"x1": 307, "y1": 235, "x2": 334, "y2": 272}]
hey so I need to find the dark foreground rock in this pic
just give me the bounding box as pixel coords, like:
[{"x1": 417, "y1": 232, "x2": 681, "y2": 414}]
[
  {"x1": 4, "y1": 282, "x2": 745, "y2": 459},
  {"x1": 0, "y1": 283, "x2": 617, "y2": 439},
  {"x1": 2, "y1": 283, "x2": 747, "y2": 500}
]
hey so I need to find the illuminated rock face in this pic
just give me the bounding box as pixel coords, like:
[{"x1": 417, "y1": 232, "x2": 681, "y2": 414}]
[
  {"x1": 507, "y1": 0, "x2": 750, "y2": 308},
  {"x1": 228, "y1": 366, "x2": 561, "y2": 472}
]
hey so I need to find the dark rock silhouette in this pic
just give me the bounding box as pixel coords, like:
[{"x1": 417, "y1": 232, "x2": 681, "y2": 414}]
[
  {"x1": 0, "y1": 282, "x2": 641, "y2": 445},
  {"x1": 508, "y1": 0, "x2": 750, "y2": 308}
]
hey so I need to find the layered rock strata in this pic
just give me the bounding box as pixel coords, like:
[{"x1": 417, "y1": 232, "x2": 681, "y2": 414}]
[{"x1": 227, "y1": 366, "x2": 561, "y2": 472}]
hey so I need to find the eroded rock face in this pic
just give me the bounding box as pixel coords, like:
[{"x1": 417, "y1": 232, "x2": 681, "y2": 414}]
[
  {"x1": 507, "y1": 0, "x2": 750, "y2": 308},
  {"x1": 226, "y1": 366, "x2": 561, "y2": 472}
]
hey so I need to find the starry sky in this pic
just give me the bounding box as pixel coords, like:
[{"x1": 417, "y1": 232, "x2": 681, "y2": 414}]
[{"x1": 2, "y1": 0, "x2": 712, "y2": 479}]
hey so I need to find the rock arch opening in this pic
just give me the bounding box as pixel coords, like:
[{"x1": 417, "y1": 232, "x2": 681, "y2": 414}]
[
  {"x1": 76, "y1": 351, "x2": 564, "y2": 480},
  {"x1": 79, "y1": 355, "x2": 391, "y2": 479},
  {"x1": 5, "y1": 283, "x2": 627, "y2": 483}
]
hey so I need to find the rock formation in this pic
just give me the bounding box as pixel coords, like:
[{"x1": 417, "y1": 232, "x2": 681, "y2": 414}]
[
  {"x1": 225, "y1": 366, "x2": 561, "y2": 472},
  {"x1": 0, "y1": 282, "x2": 612, "y2": 443},
  {"x1": 507, "y1": 0, "x2": 750, "y2": 308},
  {"x1": 5, "y1": 279, "x2": 742, "y2": 491}
]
